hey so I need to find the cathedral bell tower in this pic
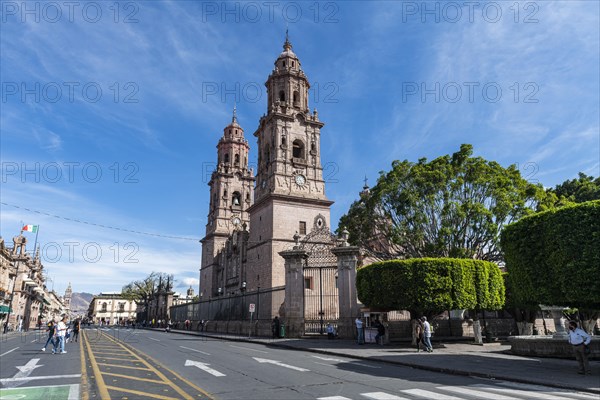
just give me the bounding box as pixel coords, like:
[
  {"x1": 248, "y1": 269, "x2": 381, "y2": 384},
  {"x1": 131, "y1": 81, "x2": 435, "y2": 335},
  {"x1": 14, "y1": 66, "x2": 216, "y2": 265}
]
[
  {"x1": 200, "y1": 108, "x2": 255, "y2": 298},
  {"x1": 246, "y1": 35, "x2": 334, "y2": 290}
]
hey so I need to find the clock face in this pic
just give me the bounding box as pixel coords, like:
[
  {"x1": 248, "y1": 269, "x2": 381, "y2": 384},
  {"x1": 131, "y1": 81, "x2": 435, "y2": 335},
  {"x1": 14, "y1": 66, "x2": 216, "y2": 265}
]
[
  {"x1": 295, "y1": 174, "x2": 306, "y2": 186},
  {"x1": 232, "y1": 217, "x2": 241, "y2": 226}
]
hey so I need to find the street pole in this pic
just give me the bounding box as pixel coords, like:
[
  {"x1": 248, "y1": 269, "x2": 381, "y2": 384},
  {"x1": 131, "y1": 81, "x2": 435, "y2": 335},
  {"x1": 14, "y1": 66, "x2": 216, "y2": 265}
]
[{"x1": 3, "y1": 258, "x2": 21, "y2": 334}]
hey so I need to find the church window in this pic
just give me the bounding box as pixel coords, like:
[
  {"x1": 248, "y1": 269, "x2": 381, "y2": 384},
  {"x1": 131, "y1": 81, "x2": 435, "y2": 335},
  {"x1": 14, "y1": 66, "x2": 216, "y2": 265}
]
[
  {"x1": 232, "y1": 192, "x2": 241, "y2": 206},
  {"x1": 299, "y1": 221, "x2": 306, "y2": 235},
  {"x1": 293, "y1": 91, "x2": 299, "y2": 105},
  {"x1": 224, "y1": 153, "x2": 230, "y2": 164},
  {"x1": 282, "y1": 61, "x2": 286, "y2": 68},
  {"x1": 281, "y1": 136, "x2": 286, "y2": 145},
  {"x1": 234, "y1": 154, "x2": 240, "y2": 166},
  {"x1": 246, "y1": 192, "x2": 250, "y2": 201},
  {"x1": 292, "y1": 140, "x2": 305, "y2": 159},
  {"x1": 279, "y1": 91, "x2": 285, "y2": 102},
  {"x1": 292, "y1": 61, "x2": 295, "y2": 67},
  {"x1": 224, "y1": 189, "x2": 228, "y2": 198}
]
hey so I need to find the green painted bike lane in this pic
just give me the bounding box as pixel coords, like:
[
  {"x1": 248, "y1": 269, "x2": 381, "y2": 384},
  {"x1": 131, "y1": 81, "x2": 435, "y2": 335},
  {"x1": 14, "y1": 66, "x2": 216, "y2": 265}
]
[{"x1": 0, "y1": 384, "x2": 79, "y2": 400}]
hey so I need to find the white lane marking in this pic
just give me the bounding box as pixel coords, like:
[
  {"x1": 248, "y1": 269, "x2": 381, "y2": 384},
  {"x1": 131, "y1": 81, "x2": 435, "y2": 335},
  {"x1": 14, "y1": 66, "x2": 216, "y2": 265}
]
[
  {"x1": 68, "y1": 384, "x2": 80, "y2": 400},
  {"x1": 184, "y1": 359, "x2": 226, "y2": 377},
  {"x1": 229, "y1": 345, "x2": 268, "y2": 353},
  {"x1": 313, "y1": 355, "x2": 347, "y2": 362},
  {"x1": 180, "y1": 346, "x2": 210, "y2": 355},
  {"x1": 494, "y1": 381, "x2": 600, "y2": 398},
  {"x1": 148, "y1": 337, "x2": 160, "y2": 342},
  {"x1": 3, "y1": 358, "x2": 44, "y2": 388},
  {"x1": 472, "y1": 384, "x2": 575, "y2": 400},
  {"x1": 317, "y1": 397, "x2": 352, "y2": 400},
  {"x1": 439, "y1": 386, "x2": 516, "y2": 400},
  {"x1": 311, "y1": 355, "x2": 380, "y2": 369},
  {"x1": 0, "y1": 374, "x2": 81, "y2": 384},
  {"x1": 0, "y1": 347, "x2": 19, "y2": 357},
  {"x1": 253, "y1": 357, "x2": 309, "y2": 372},
  {"x1": 403, "y1": 388, "x2": 463, "y2": 400},
  {"x1": 314, "y1": 362, "x2": 332, "y2": 367},
  {"x1": 361, "y1": 392, "x2": 410, "y2": 400},
  {"x1": 31, "y1": 339, "x2": 38, "y2": 343}
]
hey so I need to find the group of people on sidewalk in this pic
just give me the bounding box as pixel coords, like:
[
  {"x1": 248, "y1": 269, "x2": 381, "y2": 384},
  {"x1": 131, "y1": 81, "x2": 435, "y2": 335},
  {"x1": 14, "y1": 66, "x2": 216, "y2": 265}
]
[{"x1": 41, "y1": 315, "x2": 80, "y2": 354}]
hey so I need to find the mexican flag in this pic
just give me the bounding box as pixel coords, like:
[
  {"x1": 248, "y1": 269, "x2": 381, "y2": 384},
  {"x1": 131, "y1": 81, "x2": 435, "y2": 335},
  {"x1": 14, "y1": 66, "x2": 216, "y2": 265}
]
[{"x1": 22, "y1": 225, "x2": 39, "y2": 233}]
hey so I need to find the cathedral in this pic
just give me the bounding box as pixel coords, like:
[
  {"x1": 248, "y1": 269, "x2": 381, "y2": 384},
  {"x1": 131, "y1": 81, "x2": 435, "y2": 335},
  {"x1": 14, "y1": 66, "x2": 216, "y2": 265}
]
[{"x1": 199, "y1": 35, "x2": 334, "y2": 299}]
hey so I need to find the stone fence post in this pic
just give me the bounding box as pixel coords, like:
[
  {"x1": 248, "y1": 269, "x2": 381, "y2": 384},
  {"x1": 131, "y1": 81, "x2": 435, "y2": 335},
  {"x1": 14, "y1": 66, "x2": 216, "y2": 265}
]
[
  {"x1": 279, "y1": 247, "x2": 308, "y2": 338},
  {"x1": 331, "y1": 230, "x2": 360, "y2": 340}
]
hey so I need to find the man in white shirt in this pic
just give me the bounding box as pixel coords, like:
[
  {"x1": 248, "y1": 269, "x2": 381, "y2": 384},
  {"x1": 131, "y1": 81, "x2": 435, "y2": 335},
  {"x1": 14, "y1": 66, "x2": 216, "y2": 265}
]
[
  {"x1": 567, "y1": 320, "x2": 591, "y2": 374},
  {"x1": 355, "y1": 317, "x2": 364, "y2": 345},
  {"x1": 53, "y1": 316, "x2": 69, "y2": 354},
  {"x1": 421, "y1": 316, "x2": 433, "y2": 353}
]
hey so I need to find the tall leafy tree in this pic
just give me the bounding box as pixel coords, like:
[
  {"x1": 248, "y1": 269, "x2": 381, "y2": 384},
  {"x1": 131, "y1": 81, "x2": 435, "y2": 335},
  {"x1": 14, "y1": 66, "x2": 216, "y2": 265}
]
[
  {"x1": 547, "y1": 172, "x2": 600, "y2": 205},
  {"x1": 340, "y1": 144, "x2": 547, "y2": 262}
]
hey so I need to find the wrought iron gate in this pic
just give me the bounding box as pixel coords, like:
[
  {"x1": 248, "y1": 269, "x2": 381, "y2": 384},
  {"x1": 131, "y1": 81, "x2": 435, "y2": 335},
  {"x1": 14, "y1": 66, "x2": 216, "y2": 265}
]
[{"x1": 301, "y1": 228, "x2": 339, "y2": 335}]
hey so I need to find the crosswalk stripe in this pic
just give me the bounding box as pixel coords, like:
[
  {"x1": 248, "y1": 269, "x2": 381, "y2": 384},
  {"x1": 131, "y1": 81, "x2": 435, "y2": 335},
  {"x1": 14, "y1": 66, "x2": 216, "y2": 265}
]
[
  {"x1": 472, "y1": 384, "x2": 577, "y2": 400},
  {"x1": 361, "y1": 392, "x2": 410, "y2": 400},
  {"x1": 439, "y1": 386, "x2": 517, "y2": 400},
  {"x1": 317, "y1": 397, "x2": 352, "y2": 400},
  {"x1": 493, "y1": 381, "x2": 600, "y2": 399},
  {"x1": 403, "y1": 388, "x2": 464, "y2": 400}
]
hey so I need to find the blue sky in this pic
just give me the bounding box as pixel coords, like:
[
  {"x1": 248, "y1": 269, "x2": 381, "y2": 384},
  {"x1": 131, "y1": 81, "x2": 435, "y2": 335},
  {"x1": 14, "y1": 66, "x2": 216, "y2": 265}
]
[{"x1": 1, "y1": 1, "x2": 598, "y2": 296}]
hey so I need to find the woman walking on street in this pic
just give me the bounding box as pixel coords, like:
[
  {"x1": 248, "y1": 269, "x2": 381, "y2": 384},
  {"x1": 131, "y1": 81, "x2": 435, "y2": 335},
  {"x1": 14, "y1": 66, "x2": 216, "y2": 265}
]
[
  {"x1": 41, "y1": 320, "x2": 56, "y2": 352},
  {"x1": 72, "y1": 319, "x2": 80, "y2": 343}
]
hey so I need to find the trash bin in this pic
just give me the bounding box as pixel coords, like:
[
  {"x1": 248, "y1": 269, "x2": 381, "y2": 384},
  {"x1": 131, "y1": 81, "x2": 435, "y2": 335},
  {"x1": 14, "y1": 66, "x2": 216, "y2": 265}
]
[{"x1": 280, "y1": 323, "x2": 285, "y2": 338}]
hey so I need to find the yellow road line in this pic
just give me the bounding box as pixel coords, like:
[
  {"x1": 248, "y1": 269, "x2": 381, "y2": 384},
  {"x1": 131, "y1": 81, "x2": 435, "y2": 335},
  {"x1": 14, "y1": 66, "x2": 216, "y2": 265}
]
[
  {"x1": 101, "y1": 371, "x2": 166, "y2": 384},
  {"x1": 89, "y1": 351, "x2": 132, "y2": 356},
  {"x1": 83, "y1": 330, "x2": 112, "y2": 399},
  {"x1": 103, "y1": 332, "x2": 215, "y2": 400},
  {"x1": 80, "y1": 332, "x2": 89, "y2": 400},
  {"x1": 97, "y1": 362, "x2": 152, "y2": 371},
  {"x1": 104, "y1": 386, "x2": 178, "y2": 400},
  {"x1": 100, "y1": 332, "x2": 196, "y2": 400},
  {"x1": 96, "y1": 356, "x2": 139, "y2": 362}
]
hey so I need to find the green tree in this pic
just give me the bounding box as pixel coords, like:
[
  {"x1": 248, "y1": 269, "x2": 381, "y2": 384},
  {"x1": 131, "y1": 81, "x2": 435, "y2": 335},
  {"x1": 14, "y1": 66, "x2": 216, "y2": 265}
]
[
  {"x1": 548, "y1": 172, "x2": 600, "y2": 204},
  {"x1": 340, "y1": 144, "x2": 546, "y2": 262}
]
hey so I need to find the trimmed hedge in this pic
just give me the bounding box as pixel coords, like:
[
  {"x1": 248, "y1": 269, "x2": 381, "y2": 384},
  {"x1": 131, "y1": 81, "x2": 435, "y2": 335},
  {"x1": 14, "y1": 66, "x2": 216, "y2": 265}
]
[
  {"x1": 356, "y1": 258, "x2": 504, "y2": 316},
  {"x1": 501, "y1": 200, "x2": 600, "y2": 309}
]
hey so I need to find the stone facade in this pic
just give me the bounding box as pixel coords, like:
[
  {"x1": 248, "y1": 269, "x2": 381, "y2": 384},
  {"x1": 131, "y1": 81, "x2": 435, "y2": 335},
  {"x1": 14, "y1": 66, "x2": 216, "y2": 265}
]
[
  {"x1": 0, "y1": 234, "x2": 56, "y2": 331},
  {"x1": 199, "y1": 36, "x2": 333, "y2": 304}
]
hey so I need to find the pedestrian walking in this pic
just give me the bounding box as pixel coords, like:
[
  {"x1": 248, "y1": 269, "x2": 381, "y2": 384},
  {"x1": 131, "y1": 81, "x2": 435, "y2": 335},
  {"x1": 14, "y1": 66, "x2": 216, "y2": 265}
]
[
  {"x1": 41, "y1": 320, "x2": 56, "y2": 352},
  {"x1": 326, "y1": 323, "x2": 335, "y2": 340},
  {"x1": 567, "y1": 320, "x2": 592, "y2": 375},
  {"x1": 271, "y1": 316, "x2": 281, "y2": 339},
  {"x1": 415, "y1": 319, "x2": 424, "y2": 352},
  {"x1": 355, "y1": 316, "x2": 364, "y2": 345},
  {"x1": 71, "y1": 319, "x2": 80, "y2": 343},
  {"x1": 375, "y1": 320, "x2": 385, "y2": 345},
  {"x1": 421, "y1": 316, "x2": 433, "y2": 352},
  {"x1": 53, "y1": 315, "x2": 69, "y2": 354}
]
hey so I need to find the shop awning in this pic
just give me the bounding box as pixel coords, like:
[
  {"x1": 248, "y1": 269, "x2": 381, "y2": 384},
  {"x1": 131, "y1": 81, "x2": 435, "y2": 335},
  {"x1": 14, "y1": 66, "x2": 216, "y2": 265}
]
[{"x1": 0, "y1": 305, "x2": 12, "y2": 313}]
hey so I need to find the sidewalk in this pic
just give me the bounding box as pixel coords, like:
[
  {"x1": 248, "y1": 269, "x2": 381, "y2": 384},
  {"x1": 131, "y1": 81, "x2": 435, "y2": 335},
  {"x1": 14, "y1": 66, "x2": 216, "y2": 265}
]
[{"x1": 148, "y1": 327, "x2": 600, "y2": 394}]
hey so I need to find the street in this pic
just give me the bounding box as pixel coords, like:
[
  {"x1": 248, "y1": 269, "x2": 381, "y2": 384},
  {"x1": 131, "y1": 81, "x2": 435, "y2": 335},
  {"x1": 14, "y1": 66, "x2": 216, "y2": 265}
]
[{"x1": 1, "y1": 328, "x2": 598, "y2": 399}]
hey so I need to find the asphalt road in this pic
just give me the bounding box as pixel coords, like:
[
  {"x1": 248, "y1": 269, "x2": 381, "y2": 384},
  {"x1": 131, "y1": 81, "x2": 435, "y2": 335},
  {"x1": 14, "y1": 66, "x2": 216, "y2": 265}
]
[{"x1": 1, "y1": 327, "x2": 598, "y2": 400}]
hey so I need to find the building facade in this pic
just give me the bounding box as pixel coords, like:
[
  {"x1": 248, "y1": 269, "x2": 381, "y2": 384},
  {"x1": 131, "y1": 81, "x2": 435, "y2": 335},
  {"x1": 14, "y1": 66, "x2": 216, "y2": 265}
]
[
  {"x1": 88, "y1": 293, "x2": 138, "y2": 325},
  {"x1": 0, "y1": 234, "x2": 55, "y2": 331},
  {"x1": 200, "y1": 36, "x2": 333, "y2": 299}
]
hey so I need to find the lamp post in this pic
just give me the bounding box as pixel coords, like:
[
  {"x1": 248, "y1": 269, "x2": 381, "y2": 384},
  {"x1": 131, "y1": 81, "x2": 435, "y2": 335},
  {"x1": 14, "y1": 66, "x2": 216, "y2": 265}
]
[{"x1": 3, "y1": 258, "x2": 21, "y2": 334}]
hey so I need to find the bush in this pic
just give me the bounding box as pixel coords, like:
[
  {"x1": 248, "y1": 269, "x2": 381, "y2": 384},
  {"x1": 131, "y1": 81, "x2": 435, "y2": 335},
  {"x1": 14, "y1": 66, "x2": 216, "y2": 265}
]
[
  {"x1": 501, "y1": 200, "x2": 600, "y2": 310},
  {"x1": 356, "y1": 258, "x2": 504, "y2": 317}
]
